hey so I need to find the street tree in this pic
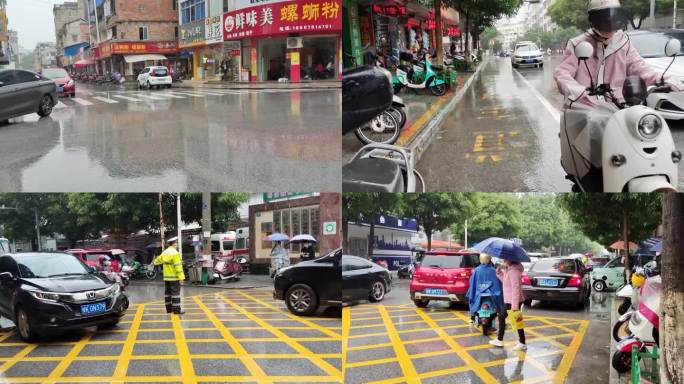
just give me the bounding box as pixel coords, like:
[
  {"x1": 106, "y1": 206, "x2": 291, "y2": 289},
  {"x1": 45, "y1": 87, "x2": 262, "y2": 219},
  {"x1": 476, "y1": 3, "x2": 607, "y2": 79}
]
[
  {"x1": 342, "y1": 193, "x2": 400, "y2": 258},
  {"x1": 180, "y1": 193, "x2": 250, "y2": 232},
  {"x1": 548, "y1": 0, "x2": 590, "y2": 30},
  {"x1": 0, "y1": 193, "x2": 61, "y2": 250},
  {"x1": 558, "y1": 193, "x2": 662, "y2": 279},
  {"x1": 622, "y1": 0, "x2": 674, "y2": 29},
  {"x1": 449, "y1": 193, "x2": 521, "y2": 244},
  {"x1": 480, "y1": 26, "x2": 501, "y2": 50},
  {"x1": 444, "y1": 0, "x2": 523, "y2": 59},
  {"x1": 402, "y1": 193, "x2": 473, "y2": 251},
  {"x1": 660, "y1": 193, "x2": 684, "y2": 384}
]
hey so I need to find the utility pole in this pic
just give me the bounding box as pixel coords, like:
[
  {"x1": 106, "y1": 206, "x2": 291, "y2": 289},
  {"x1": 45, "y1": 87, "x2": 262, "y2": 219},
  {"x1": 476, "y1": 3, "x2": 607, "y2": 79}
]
[
  {"x1": 464, "y1": 218, "x2": 468, "y2": 249},
  {"x1": 201, "y1": 193, "x2": 212, "y2": 284},
  {"x1": 674, "y1": 0, "x2": 678, "y2": 29},
  {"x1": 34, "y1": 208, "x2": 41, "y2": 251},
  {"x1": 177, "y1": 194, "x2": 182, "y2": 257},
  {"x1": 650, "y1": 0, "x2": 656, "y2": 28},
  {"x1": 85, "y1": 0, "x2": 92, "y2": 46},
  {"x1": 92, "y1": 0, "x2": 101, "y2": 44},
  {"x1": 435, "y1": 0, "x2": 443, "y2": 66},
  {"x1": 159, "y1": 193, "x2": 165, "y2": 246}
]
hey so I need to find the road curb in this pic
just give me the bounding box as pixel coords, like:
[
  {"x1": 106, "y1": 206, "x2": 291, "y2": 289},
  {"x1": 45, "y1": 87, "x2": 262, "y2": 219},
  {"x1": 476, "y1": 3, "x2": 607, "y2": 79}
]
[
  {"x1": 179, "y1": 82, "x2": 341, "y2": 90},
  {"x1": 407, "y1": 59, "x2": 488, "y2": 163}
]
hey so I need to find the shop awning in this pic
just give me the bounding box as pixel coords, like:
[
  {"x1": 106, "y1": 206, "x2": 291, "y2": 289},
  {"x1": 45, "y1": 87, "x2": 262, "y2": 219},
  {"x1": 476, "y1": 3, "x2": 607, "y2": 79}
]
[
  {"x1": 123, "y1": 54, "x2": 168, "y2": 63},
  {"x1": 74, "y1": 59, "x2": 95, "y2": 67},
  {"x1": 64, "y1": 42, "x2": 89, "y2": 57}
]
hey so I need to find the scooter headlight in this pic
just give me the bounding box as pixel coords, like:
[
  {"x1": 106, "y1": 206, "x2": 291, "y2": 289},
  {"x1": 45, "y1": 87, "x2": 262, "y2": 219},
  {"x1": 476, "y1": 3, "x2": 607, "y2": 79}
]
[{"x1": 637, "y1": 114, "x2": 662, "y2": 140}]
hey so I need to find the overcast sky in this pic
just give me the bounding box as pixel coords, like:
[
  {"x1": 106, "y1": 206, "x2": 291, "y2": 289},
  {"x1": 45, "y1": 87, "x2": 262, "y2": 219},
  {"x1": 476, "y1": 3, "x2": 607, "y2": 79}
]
[{"x1": 7, "y1": 0, "x2": 72, "y2": 50}]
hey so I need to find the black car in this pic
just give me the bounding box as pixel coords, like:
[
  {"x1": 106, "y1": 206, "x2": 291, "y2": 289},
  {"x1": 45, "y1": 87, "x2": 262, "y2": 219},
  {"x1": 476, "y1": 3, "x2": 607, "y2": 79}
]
[
  {"x1": 342, "y1": 255, "x2": 392, "y2": 304},
  {"x1": 522, "y1": 257, "x2": 591, "y2": 308},
  {"x1": 0, "y1": 69, "x2": 58, "y2": 123},
  {"x1": 273, "y1": 248, "x2": 341, "y2": 315},
  {"x1": 0, "y1": 253, "x2": 129, "y2": 341}
]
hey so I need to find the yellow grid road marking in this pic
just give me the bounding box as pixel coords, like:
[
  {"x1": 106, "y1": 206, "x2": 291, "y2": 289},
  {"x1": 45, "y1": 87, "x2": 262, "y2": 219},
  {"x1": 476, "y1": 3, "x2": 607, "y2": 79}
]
[{"x1": 377, "y1": 306, "x2": 420, "y2": 384}]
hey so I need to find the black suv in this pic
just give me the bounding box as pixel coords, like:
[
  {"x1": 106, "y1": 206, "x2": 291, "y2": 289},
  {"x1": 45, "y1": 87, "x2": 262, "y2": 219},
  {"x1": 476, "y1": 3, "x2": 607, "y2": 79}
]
[
  {"x1": 273, "y1": 248, "x2": 341, "y2": 315},
  {"x1": 0, "y1": 253, "x2": 129, "y2": 341}
]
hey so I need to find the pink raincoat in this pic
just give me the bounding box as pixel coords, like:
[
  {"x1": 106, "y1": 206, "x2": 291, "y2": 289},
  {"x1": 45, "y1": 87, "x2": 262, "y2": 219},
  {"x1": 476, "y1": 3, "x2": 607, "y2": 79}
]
[
  {"x1": 554, "y1": 30, "x2": 680, "y2": 108},
  {"x1": 497, "y1": 263, "x2": 525, "y2": 310}
]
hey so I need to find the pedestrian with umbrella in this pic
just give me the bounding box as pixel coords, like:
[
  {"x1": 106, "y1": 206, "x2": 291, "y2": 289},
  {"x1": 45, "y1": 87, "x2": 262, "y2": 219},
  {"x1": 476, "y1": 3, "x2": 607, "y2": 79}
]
[
  {"x1": 473, "y1": 237, "x2": 529, "y2": 350},
  {"x1": 291, "y1": 234, "x2": 317, "y2": 261},
  {"x1": 267, "y1": 233, "x2": 290, "y2": 278}
]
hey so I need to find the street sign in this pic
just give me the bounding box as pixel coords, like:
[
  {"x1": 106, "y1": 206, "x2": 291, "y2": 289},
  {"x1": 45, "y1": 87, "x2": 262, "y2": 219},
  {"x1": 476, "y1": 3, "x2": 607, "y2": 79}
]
[{"x1": 323, "y1": 221, "x2": 337, "y2": 235}]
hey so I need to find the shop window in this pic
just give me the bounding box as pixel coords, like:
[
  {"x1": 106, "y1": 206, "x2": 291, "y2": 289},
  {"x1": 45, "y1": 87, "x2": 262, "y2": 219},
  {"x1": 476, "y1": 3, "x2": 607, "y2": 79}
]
[
  {"x1": 302, "y1": 36, "x2": 339, "y2": 80},
  {"x1": 175, "y1": 27, "x2": 179, "y2": 40},
  {"x1": 260, "y1": 222, "x2": 273, "y2": 249},
  {"x1": 282, "y1": 210, "x2": 290, "y2": 237},
  {"x1": 181, "y1": 0, "x2": 205, "y2": 23},
  {"x1": 223, "y1": 0, "x2": 229, "y2": 12},
  {"x1": 273, "y1": 211, "x2": 281, "y2": 234},
  {"x1": 111, "y1": 0, "x2": 116, "y2": 14},
  {"x1": 311, "y1": 208, "x2": 320, "y2": 239},
  {"x1": 139, "y1": 26, "x2": 148, "y2": 41},
  {"x1": 111, "y1": 26, "x2": 117, "y2": 38},
  {"x1": 173, "y1": 0, "x2": 177, "y2": 10},
  {"x1": 291, "y1": 210, "x2": 300, "y2": 252},
  {"x1": 301, "y1": 208, "x2": 310, "y2": 238}
]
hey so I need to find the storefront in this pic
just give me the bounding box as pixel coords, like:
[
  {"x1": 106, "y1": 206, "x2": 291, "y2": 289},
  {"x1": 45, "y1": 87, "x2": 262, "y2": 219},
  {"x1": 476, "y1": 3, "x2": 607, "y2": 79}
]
[
  {"x1": 223, "y1": 0, "x2": 342, "y2": 82},
  {"x1": 94, "y1": 41, "x2": 179, "y2": 78},
  {"x1": 248, "y1": 193, "x2": 341, "y2": 273}
]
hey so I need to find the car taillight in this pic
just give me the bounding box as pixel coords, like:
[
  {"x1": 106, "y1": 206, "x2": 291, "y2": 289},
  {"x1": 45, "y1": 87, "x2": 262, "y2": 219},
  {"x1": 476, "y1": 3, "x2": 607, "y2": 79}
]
[
  {"x1": 453, "y1": 269, "x2": 471, "y2": 279},
  {"x1": 521, "y1": 273, "x2": 532, "y2": 285},
  {"x1": 482, "y1": 303, "x2": 489, "y2": 310},
  {"x1": 567, "y1": 274, "x2": 582, "y2": 287}
]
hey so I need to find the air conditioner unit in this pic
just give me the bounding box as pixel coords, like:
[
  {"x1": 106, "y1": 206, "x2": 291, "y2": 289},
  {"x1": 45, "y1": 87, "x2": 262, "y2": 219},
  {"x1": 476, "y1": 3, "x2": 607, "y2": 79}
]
[{"x1": 287, "y1": 37, "x2": 303, "y2": 49}]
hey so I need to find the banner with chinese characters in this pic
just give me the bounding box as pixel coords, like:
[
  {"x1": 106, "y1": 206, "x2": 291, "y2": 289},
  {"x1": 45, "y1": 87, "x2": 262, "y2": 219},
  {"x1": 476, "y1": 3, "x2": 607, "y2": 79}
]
[
  {"x1": 205, "y1": 15, "x2": 223, "y2": 44},
  {"x1": 180, "y1": 20, "x2": 206, "y2": 48},
  {"x1": 97, "y1": 41, "x2": 179, "y2": 58},
  {"x1": 223, "y1": 0, "x2": 341, "y2": 41}
]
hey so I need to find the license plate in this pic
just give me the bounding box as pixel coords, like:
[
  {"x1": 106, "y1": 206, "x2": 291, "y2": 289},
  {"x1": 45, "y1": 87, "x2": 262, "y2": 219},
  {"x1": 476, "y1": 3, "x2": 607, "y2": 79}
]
[
  {"x1": 425, "y1": 288, "x2": 447, "y2": 295},
  {"x1": 81, "y1": 301, "x2": 107, "y2": 315},
  {"x1": 539, "y1": 278, "x2": 558, "y2": 287},
  {"x1": 525, "y1": 60, "x2": 534, "y2": 63}
]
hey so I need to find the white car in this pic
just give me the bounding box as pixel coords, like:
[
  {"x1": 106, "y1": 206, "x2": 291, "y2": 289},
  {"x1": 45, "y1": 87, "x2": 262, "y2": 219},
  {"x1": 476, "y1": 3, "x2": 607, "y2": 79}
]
[
  {"x1": 512, "y1": 41, "x2": 544, "y2": 69},
  {"x1": 137, "y1": 66, "x2": 172, "y2": 90},
  {"x1": 627, "y1": 30, "x2": 684, "y2": 121}
]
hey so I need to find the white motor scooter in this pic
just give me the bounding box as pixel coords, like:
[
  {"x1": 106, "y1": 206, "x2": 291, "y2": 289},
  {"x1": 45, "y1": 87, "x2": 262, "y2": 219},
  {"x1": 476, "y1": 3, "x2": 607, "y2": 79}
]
[{"x1": 560, "y1": 40, "x2": 682, "y2": 192}]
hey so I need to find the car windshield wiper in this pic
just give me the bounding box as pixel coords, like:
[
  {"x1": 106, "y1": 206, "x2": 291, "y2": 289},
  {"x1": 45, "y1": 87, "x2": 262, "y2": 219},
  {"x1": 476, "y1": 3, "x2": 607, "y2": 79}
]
[
  {"x1": 47, "y1": 273, "x2": 86, "y2": 277},
  {"x1": 428, "y1": 265, "x2": 444, "y2": 269}
]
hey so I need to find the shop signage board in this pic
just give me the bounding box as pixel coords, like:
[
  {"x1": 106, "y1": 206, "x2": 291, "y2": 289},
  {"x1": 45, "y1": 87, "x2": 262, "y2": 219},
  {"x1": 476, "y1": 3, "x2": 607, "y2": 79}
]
[
  {"x1": 233, "y1": 0, "x2": 292, "y2": 11},
  {"x1": 205, "y1": 15, "x2": 223, "y2": 44},
  {"x1": 263, "y1": 192, "x2": 313, "y2": 203},
  {"x1": 180, "y1": 19, "x2": 206, "y2": 47},
  {"x1": 223, "y1": 0, "x2": 341, "y2": 40},
  {"x1": 97, "y1": 41, "x2": 178, "y2": 58}
]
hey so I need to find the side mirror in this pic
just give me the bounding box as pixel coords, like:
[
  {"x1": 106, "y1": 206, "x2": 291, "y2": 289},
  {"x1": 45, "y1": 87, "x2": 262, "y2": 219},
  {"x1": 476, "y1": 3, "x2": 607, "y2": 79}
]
[
  {"x1": 0, "y1": 272, "x2": 14, "y2": 280},
  {"x1": 665, "y1": 38, "x2": 681, "y2": 58},
  {"x1": 575, "y1": 41, "x2": 594, "y2": 61},
  {"x1": 239, "y1": 258, "x2": 248, "y2": 264},
  {"x1": 623, "y1": 76, "x2": 647, "y2": 105}
]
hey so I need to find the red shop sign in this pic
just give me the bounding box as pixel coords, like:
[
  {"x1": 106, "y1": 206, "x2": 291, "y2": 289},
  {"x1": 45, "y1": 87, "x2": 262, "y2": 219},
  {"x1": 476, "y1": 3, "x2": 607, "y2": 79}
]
[
  {"x1": 447, "y1": 27, "x2": 460, "y2": 37},
  {"x1": 222, "y1": 0, "x2": 341, "y2": 40},
  {"x1": 111, "y1": 41, "x2": 178, "y2": 54}
]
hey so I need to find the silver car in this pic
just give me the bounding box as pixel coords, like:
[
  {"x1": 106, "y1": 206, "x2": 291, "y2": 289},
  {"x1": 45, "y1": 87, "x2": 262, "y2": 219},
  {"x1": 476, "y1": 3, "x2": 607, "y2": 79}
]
[{"x1": 0, "y1": 69, "x2": 58, "y2": 123}]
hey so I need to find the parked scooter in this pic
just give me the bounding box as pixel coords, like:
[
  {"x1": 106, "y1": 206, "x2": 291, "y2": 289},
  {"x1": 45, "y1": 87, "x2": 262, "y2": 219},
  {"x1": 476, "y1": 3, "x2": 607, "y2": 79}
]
[
  {"x1": 342, "y1": 65, "x2": 426, "y2": 192},
  {"x1": 392, "y1": 53, "x2": 447, "y2": 96},
  {"x1": 612, "y1": 275, "x2": 661, "y2": 373},
  {"x1": 210, "y1": 255, "x2": 247, "y2": 283},
  {"x1": 397, "y1": 262, "x2": 415, "y2": 279},
  {"x1": 561, "y1": 41, "x2": 681, "y2": 192}
]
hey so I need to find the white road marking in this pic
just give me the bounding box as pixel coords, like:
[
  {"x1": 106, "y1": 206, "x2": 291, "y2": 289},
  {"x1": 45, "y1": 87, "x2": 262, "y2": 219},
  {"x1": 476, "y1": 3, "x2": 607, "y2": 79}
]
[
  {"x1": 151, "y1": 93, "x2": 186, "y2": 99},
  {"x1": 165, "y1": 92, "x2": 205, "y2": 98},
  {"x1": 135, "y1": 94, "x2": 169, "y2": 100},
  {"x1": 112, "y1": 95, "x2": 144, "y2": 102},
  {"x1": 54, "y1": 102, "x2": 67, "y2": 109},
  {"x1": 514, "y1": 69, "x2": 561, "y2": 123},
  {"x1": 71, "y1": 97, "x2": 94, "y2": 106},
  {"x1": 91, "y1": 96, "x2": 119, "y2": 104},
  {"x1": 172, "y1": 91, "x2": 210, "y2": 97}
]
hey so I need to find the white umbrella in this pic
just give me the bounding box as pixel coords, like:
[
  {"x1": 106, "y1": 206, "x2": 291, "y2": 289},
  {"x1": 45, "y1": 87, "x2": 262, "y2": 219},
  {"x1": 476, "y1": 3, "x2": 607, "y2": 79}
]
[
  {"x1": 110, "y1": 249, "x2": 126, "y2": 255},
  {"x1": 290, "y1": 234, "x2": 316, "y2": 243}
]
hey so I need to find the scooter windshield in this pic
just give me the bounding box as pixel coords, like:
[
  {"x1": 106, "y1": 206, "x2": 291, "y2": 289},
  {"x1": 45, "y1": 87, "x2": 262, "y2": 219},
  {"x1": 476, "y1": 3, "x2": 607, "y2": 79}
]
[{"x1": 565, "y1": 103, "x2": 619, "y2": 168}]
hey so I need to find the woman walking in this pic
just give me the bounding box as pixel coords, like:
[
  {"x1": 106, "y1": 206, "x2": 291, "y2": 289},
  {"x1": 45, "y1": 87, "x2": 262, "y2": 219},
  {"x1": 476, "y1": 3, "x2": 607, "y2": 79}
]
[{"x1": 489, "y1": 260, "x2": 527, "y2": 350}]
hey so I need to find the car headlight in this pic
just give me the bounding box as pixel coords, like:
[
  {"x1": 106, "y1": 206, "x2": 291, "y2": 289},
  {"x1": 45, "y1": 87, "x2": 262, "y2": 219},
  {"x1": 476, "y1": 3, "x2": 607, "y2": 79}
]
[
  {"x1": 67, "y1": 79, "x2": 74, "y2": 86},
  {"x1": 30, "y1": 290, "x2": 61, "y2": 302},
  {"x1": 108, "y1": 283, "x2": 120, "y2": 297},
  {"x1": 637, "y1": 114, "x2": 662, "y2": 140}
]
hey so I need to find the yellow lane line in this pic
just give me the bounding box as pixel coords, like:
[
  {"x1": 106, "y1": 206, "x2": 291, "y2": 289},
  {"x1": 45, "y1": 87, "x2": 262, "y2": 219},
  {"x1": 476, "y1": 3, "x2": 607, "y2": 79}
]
[
  {"x1": 346, "y1": 356, "x2": 399, "y2": 368},
  {"x1": 237, "y1": 290, "x2": 342, "y2": 339},
  {"x1": 218, "y1": 293, "x2": 342, "y2": 381},
  {"x1": 0, "y1": 344, "x2": 38, "y2": 374},
  {"x1": 112, "y1": 304, "x2": 145, "y2": 380},
  {"x1": 342, "y1": 306, "x2": 351, "y2": 376},
  {"x1": 1, "y1": 376, "x2": 344, "y2": 383},
  {"x1": 377, "y1": 306, "x2": 420, "y2": 384},
  {"x1": 170, "y1": 308, "x2": 198, "y2": 383},
  {"x1": 193, "y1": 296, "x2": 270, "y2": 384},
  {"x1": 414, "y1": 308, "x2": 499, "y2": 383},
  {"x1": 553, "y1": 319, "x2": 589, "y2": 384},
  {"x1": 396, "y1": 92, "x2": 451, "y2": 147}
]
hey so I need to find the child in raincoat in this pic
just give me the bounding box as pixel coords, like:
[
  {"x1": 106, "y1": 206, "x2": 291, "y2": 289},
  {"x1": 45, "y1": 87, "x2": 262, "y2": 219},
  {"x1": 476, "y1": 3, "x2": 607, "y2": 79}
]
[{"x1": 466, "y1": 254, "x2": 504, "y2": 330}]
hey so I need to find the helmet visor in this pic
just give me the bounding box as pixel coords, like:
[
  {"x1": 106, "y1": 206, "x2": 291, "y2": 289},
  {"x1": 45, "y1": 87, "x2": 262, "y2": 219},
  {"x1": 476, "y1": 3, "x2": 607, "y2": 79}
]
[{"x1": 589, "y1": 7, "x2": 626, "y2": 33}]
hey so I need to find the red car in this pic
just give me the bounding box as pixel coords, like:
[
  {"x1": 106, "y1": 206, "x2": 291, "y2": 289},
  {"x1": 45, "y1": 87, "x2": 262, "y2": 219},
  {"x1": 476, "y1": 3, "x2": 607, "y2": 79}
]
[
  {"x1": 66, "y1": 249, "x2": 121, "y2": 272},
  {"x1": 41, "y1": 68, "x2": 75, "y2": 97},
  {"x1": 409, "y1": 250, "x2": 480, "y2": 308}
]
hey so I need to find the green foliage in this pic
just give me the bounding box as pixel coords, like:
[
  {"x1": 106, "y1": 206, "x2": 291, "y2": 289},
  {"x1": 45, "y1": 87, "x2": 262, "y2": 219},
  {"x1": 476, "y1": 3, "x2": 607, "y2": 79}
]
[
  {"x1": 519, "y1": 26, "x2": 582, "y2": 50},
  {"x1": 548, "y1": 0, "x2": 590, "y2": 30},
  {"x1": 557, "y1": 193, "x2": 662, "y2": 246},
  {"x1": 623, "y1": 0, "x2": 675, "y2": 29},
  {"x1": 401, "y1": 193, "x2": 476, "y2": 250},
  {"x1": 450, "y1": 193, "x2": 521, "y2": 244},
  {"x1": 481, "y1": 26, "x2": 501, "y2": 50}
]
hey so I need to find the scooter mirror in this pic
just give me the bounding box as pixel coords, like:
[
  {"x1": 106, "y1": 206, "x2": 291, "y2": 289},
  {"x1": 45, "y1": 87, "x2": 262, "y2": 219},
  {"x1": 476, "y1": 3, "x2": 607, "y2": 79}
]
[
  {"x1": 574, "y1": 41, "x2": 594, "y2": 61},
  {"x1": 623, "y1": 76, "x2": 647, "y2": 106},
  {"x1": 665, "y1": 38, "x2": 681, "y2": 58}
]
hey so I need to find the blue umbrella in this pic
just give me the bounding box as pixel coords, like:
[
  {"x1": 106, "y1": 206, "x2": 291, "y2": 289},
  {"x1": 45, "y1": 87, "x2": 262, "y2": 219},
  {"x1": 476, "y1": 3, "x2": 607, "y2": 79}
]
[
  {"x1": 472, "y1": 237, "x2": 530, "y2": 263},
  {"x1": 265, "y1": 233, "x2": 290, "y2": 242}
]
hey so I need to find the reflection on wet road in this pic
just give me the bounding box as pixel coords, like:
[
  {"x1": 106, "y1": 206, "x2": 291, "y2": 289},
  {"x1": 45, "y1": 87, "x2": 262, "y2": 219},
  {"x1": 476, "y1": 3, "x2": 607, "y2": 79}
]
[
  {"x1": 0, "y1": 86, "x2": 341, "y2": 192},
  {"x1": 418, "y1": 57, "x2": 569, "y2": 192}
]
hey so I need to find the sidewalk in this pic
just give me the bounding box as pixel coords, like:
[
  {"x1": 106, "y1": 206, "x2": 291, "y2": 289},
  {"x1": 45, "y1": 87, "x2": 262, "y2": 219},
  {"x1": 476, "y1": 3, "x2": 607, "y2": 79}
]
[
  {"x1": 342, "y1": 62, "x2": 483, "y2": 162},
  {"x1": 179, "y1": 78, "x2": 341, "y2": 90}
]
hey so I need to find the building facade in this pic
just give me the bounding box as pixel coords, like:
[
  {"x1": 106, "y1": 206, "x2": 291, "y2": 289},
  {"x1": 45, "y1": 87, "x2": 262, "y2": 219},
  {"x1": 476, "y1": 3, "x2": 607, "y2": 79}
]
[
  {"x1": 91, "y1": 0, "x2": 180, "y2": 77},
  {"x1": 248, "y1": 192, "x2": 341, "y2": 273},
  {"x1": 34, "y1": 42, "x2": 58, "y2": 70},
  {"x1": 54, "y1": 1, "x2": 90, "y2": 68},
  {"x1": 0, "y1": 0, "x2": 8, "y2": 67},
  {"x1": 342, "y1": 0, "x2": 459, "y2": 69},
  {"x1": 178, "y1": 0, "x2": 342, "y2": 82}
]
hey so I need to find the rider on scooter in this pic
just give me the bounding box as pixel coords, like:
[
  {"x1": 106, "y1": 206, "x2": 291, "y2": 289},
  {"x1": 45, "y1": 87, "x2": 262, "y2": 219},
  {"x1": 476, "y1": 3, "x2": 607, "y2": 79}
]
[
  {"x1": 466, "y1": 254, "x2": 504, "y2": 329},
  {"x1": 553, "y1": 0, "x2": 684, "y2": 189}
]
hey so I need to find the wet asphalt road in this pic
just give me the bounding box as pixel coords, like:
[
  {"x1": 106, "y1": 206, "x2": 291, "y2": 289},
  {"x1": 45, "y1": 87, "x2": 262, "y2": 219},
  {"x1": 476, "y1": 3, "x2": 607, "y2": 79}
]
[
  {"x1": 344, "y1": 276, "x2": 612, "y2": 384},
  {"x1": 0, "y1": 84, "x2": 341, "y2": 192},
  {"x1": 418, "y1": 56, "x2": 684, "y2": 192}
]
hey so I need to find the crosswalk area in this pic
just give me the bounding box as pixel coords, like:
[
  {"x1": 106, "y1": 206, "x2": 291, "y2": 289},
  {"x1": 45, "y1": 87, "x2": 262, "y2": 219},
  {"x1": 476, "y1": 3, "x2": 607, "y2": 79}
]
[{"x1": 53, "y1": 87, "x2": 333, "y2": 110}]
